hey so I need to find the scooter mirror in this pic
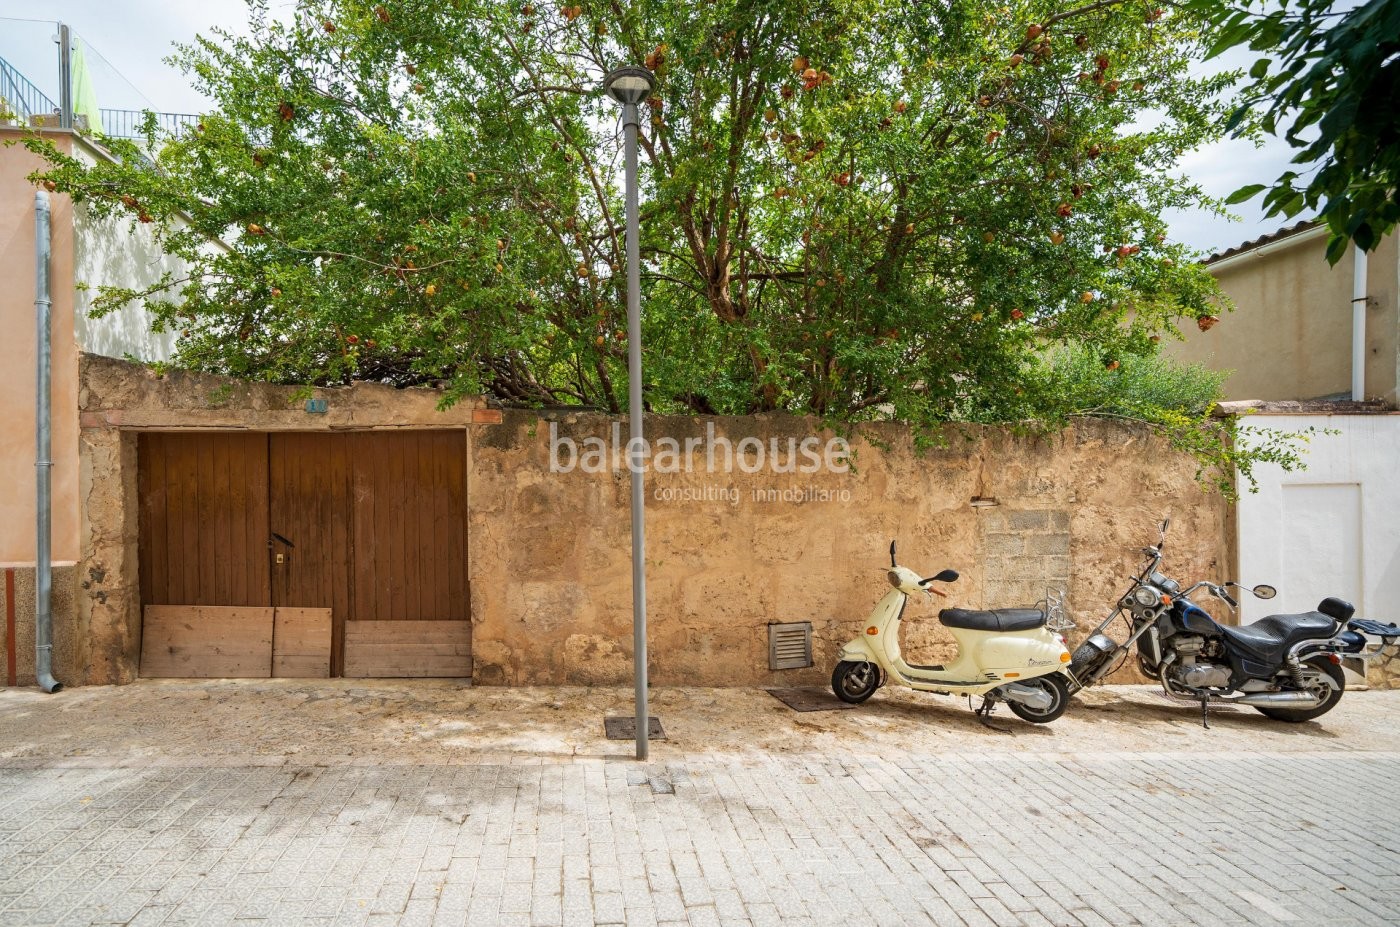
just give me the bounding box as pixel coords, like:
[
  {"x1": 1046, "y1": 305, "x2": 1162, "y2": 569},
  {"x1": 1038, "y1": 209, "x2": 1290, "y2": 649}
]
[
  {"x1": 889, "y1": 540, "x2": 897, "y2": 567},
  {"x1": 921, "y1": 569, "x2": 960, "y2": 585},
  {"x1": 1252, "y1": 584, "x2": 1277, "y2": 600}
]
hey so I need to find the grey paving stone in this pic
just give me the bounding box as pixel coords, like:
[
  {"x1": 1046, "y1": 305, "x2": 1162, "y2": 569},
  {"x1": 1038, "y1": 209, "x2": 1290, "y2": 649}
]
[{"x1": 1, "y1": 714, "x2": 1399, "y2": 927}]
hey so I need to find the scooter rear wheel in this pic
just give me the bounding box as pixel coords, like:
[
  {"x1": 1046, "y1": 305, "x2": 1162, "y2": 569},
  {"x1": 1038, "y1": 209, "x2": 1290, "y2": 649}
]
[
  {"x1": 832, "y1": 661, "x2": 880, "y2": 704},
  {"x1": 1005, "y1": 673, "x2": 1070, "y2": 724}
]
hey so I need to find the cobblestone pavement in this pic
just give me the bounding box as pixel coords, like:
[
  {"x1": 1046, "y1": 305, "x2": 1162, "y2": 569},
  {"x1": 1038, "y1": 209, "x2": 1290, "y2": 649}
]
[{"x1": 2, "y1": 683, "x2": 1399, "y2": 927}]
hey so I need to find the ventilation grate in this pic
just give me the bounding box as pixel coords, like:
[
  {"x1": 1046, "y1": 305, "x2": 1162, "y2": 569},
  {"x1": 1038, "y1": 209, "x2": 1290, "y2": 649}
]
[{"x1": 768, "y1": 621, "x2": 813, "y2": 670}]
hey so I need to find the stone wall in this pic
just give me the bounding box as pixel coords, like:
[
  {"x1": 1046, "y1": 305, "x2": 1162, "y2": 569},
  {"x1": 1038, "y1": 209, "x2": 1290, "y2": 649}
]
[
  {"x1": 467, "y1": 411, "x2": 1232, "y2": 687},
  {"x1": 0, "y1": 565, "x2": 79, "y2": 686},
  {"x1": 1368, "y1": 650, "x2": 1400, "y2": 689},
  {"x1": 979, "y1": 509, "x2": 1071, "y2": 610},
  {"x1": 55, "y1": 354, "x2": 1234, "y2": 688}
]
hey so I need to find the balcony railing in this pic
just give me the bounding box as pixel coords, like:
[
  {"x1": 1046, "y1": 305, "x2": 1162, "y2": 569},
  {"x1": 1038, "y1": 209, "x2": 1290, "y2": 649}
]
[
  {"x1": 95, "y1": 108, "x2": 200, "y2": 140},
  {"x1": 0, "y1": 48, "x2": 197, "y2": 142},
  {"x1": 0, "y1": 53, "x2": 52, "y2": 123}
]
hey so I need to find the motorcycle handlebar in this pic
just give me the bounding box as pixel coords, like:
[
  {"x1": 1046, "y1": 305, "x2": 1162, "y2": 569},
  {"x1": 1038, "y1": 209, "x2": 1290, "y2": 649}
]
[{"x1": 1181, "y1": 580, "x2": 1239, "y2": 608}]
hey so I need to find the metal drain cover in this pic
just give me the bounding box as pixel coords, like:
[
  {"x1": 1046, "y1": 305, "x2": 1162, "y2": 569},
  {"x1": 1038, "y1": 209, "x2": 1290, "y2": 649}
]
[
  {"x1": 766, "y1": 687, "x2": 859, "y2": 712},
  {"x1": 603, "y1": 716, "x2": 665, "y2": 740}
]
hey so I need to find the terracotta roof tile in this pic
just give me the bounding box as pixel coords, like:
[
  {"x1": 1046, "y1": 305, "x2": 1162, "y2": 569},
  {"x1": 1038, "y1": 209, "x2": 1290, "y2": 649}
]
[{"x1": 1204, "y1": 219, "x2": 1320, "y2": 264}]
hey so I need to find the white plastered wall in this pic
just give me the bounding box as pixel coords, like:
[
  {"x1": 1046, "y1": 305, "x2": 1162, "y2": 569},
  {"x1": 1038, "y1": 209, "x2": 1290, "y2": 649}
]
[
  {"x1": 1237, "y1": 414, "x2": 1400, "y2": 626},
  {"x1": 70, "y1": 136, "x2": 182, "y2": 362}
]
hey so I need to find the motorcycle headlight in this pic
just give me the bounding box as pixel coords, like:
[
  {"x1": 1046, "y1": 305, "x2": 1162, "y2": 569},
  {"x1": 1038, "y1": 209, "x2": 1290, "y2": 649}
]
[{"x1": 1132, "y1": 586, "x2": 1159, "y2": 608}]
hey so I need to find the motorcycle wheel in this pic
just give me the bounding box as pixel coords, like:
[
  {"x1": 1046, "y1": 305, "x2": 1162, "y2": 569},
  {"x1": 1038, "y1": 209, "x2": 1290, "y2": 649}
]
[
  {"x1": 1254, "y1": 657, "x2": 1345, "y2": 723},
  {"x1": 1005, "y1": 673, "x2": 1071, "y2": 724},
  {"x1": 831, "y1": 661, "x2": 880, "y2": 704}
]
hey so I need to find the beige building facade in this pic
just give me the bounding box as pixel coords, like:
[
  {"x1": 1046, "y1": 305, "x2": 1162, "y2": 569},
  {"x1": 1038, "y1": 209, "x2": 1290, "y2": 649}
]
[
  {"x1": 1, "y1": 127, "x2": 188, "y2": 688},
  {"x1": 1, "y1": 133, "x2": 82, "y2": 568},
  {"x1": 1167, "y1": 222, "x2": 1399, "y2": 405}
]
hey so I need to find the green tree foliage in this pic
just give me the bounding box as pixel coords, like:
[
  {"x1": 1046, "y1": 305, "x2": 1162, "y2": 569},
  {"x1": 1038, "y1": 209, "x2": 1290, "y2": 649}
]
[
  {"x1": 23, "y1": 0, "x2": 1309, "y2": 491},
  {"x1": 1201, "y1": 0, "x2": 1400, "y2": 262},
  {"x1": 1025, "y1": 347, "x2": 1321, "y2": 494}
]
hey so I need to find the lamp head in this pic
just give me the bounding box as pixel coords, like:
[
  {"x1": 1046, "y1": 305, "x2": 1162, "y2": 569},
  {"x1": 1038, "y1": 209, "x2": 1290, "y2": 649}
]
[{"x1": 603, "y1": 66, "x2": 655, "y2": 106}]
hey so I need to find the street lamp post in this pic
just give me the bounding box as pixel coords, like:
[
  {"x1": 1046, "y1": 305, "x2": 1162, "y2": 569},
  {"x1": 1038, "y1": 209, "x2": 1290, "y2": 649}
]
[{"x1": 603, "y1": 66, "x2": 655, "y2": 761}]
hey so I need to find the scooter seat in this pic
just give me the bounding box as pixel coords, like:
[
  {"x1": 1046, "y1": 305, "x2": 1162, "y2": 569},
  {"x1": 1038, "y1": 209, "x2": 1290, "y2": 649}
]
[{"x1": 939, "y1": 608, "x2": 1046, "y2": 633}]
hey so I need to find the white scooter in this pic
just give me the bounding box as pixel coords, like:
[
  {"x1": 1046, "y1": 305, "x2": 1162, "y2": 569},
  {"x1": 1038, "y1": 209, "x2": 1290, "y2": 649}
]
[{"x1": 832, "y1": 541, "x2": 1076, "y2": 723}]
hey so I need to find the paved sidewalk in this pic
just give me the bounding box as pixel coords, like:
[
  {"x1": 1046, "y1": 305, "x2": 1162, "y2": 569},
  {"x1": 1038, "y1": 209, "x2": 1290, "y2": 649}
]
[{"x1": 2, "y1": 682, "x2": 1399, "y2": 926}]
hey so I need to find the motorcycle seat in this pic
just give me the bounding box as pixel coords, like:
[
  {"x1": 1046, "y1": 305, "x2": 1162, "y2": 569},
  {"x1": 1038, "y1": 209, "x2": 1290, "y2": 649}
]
[
  {"x1": 939, "y1": 608, "x2": 1045, "y2": 633},
  {"x1": 1220, "y1": 611, "x2": 1338, "y2": 665}
]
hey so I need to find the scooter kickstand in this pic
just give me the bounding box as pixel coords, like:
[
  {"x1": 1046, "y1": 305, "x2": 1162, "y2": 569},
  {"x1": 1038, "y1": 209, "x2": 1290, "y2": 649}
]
[
  {"x1": 1199, "y1": 695, "x2": 1211, "y2": 730},
  {"x1": 972, "y1": 695, "x2": 1011, "y2": 733}
]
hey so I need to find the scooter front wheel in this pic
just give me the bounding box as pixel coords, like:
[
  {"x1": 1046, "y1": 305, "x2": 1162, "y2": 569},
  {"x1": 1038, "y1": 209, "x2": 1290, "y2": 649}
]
[
  {"x1": 832, "y1": 661, "x2": 880, "y2": 704},
  {"x1": 1005, "y1": 673, "x2": 1070, "y2": 724}
]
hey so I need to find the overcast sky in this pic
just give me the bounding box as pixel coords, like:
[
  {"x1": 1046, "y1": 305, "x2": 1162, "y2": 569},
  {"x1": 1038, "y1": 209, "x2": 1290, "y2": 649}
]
[{"x1": 0, "y1": 0, "x2": 1303, "y2": 256}]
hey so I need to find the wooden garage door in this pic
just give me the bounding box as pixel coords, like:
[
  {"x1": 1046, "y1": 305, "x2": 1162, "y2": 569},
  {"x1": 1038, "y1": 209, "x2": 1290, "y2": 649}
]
[
  {"x1": 343, "y1": 431, "x2": 469, "y2": 675},
  {"x1": 138, "y1": 431, "x2": 469, "y2": 678},
  {"x1": 138, "y1": 433, "x2": 271, "y2": 607},
  {"x1": 269, "y1": 433, "x2": 354, "y2": 675}
]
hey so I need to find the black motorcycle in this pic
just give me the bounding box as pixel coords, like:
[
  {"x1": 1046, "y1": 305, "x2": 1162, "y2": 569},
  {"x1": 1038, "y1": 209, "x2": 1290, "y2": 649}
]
[{"x1": 1067, "y1": 519, "x2": 1400, "y2": 726}]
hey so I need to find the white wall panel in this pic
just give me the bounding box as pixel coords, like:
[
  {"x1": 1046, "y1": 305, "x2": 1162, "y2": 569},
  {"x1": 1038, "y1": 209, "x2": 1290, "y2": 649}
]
[{"x1": 1237, "y1": 415, "x2": 1400, "y2": 625}]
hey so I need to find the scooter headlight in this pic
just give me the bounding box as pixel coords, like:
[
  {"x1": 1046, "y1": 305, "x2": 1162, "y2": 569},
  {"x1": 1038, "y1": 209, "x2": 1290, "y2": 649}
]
[
  {"x1": 1131, "y1": 586, "x2": 1159, "y2": 608},
  {"x1": 887, "y1": 570, "x2": 902, "y2": 588}
]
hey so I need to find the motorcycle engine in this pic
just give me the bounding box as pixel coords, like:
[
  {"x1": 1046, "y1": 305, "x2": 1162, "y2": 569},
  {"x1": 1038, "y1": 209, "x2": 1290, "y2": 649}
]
[{"x1": 1166, "y1": 635, "x2": 1232, "y2": 690}]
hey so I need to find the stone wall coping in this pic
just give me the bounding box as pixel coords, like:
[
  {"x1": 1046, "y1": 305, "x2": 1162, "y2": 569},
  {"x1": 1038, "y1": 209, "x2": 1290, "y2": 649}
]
[
  {"x1": 1215, "y1": 398, "x2": 1395, "y2": 416},
  {"x1": 78, "y1": 353, "x2": 493, "y2": 429},
  {"x1": 77, "y1": 413, "x2": 485, "y2": 431}
]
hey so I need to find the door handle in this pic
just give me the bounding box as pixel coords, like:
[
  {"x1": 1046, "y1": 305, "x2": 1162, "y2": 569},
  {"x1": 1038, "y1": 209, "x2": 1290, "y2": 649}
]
[{"x1": 270, "y1": 532, "x2": 295, "y2": 548}]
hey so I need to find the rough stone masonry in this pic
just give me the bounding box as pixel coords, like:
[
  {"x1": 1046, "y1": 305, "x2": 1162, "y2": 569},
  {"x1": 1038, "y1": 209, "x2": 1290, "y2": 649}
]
[{"x1": 17, "y1": 355, "x2": 1234, "y2": 687}]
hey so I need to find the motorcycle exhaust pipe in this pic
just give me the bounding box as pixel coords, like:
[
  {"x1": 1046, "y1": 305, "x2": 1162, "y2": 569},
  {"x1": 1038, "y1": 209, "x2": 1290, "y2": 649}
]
[{"x1": 1234, "y1": 692, "x2": 1320, "y2": 708}]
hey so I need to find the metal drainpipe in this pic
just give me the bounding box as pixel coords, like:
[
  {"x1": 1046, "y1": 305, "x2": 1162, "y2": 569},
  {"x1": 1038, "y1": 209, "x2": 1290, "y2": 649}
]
[
  {"x1": 1352, "y1": 243, "x2": 1368, "y2": 401},
  {"x1": 34, "y1": 190, "x2": 62, "y2": 694}
]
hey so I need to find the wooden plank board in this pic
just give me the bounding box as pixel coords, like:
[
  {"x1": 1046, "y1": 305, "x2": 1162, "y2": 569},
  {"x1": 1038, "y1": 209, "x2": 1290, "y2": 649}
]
[
  {"x1": 342, "y1": 620, "x2": 471, "y2": 678},
  {"x1": 349, "y1": 432, "x2": 381, "y2": 622},
  {"x1": 272, "y1": 607, "x2": 332, "y2": 678},
  {"x1": 140, "y1": 605, "x2": 274, "y2": 678}
]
